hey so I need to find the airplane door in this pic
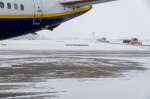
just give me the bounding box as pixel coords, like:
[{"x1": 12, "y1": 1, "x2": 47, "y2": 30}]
[{"x1": 33, "y1": 0, "x2": 43, "y2": 25}]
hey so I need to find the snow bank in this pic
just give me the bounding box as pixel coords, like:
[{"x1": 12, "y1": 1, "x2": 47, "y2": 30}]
[{"x1": 0, "y1": 40, "x2": 149, "y2": 51}]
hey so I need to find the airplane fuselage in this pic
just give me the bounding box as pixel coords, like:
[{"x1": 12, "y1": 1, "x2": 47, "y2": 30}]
[{"x1": 0, "y1": 0, "x2": 91, "y2": 40}]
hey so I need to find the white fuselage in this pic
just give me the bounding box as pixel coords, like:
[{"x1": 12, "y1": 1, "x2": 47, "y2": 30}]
[
  {"x1": 0, "y1": 0, "x2": 76, "y2": 15},
  {"x1": 0, "y1": 0, "x2": 91, "y2": 40}
]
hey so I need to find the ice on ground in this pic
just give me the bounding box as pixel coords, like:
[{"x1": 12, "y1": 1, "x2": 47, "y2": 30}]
[
  {"x1": 0, "y1": 39, "x2": 150, "y2": 99},
  {"x1": 0, "y1": 51, "x2": 149, "y2": 99},
  {"x1": 2, "y1": 76, "x2": 150, "y2": 99}
]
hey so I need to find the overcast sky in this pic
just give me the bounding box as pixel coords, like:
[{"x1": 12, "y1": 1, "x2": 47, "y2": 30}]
[{"x1": 38, "y1": 0, "x2": 150, "y2": 39}]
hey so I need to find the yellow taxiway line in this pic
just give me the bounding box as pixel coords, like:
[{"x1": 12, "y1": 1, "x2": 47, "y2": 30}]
[{"x1": 60, "y1": 58, "x2": 120, "y2": 78}]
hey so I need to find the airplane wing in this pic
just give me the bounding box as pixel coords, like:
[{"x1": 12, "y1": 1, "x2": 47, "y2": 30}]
[{"x1": 59, "y1": 0, "x2": 117, "y2": 7}]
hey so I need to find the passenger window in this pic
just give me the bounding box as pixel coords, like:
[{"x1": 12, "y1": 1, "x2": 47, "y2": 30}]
[
  {"x1": 14, "y1": 3, "x2": 18, "y2": 10},
  {"x1": 7, "y1": 3, "x2": 11, "y2": 9},
  {"x1": 20, "y1": 4, "x2": 24, "y2": 11},
  {"x1": 0, "y1": 2, "x2": 4, "y2": 8}
]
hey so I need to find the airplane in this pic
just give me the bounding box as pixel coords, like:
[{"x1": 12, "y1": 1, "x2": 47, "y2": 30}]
[{"x1": 0, "y1": 0, "x2": 116, "y2": 40}]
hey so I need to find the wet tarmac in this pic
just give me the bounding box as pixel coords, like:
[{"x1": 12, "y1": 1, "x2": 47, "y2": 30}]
[{"x1": 0, "y1": 50, "x2": 149, "y2": 99}]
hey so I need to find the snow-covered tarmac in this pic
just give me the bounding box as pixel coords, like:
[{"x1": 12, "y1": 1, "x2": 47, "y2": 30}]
[{"x1": 0, "y1": 40, "x2": 150, "y2": 99}]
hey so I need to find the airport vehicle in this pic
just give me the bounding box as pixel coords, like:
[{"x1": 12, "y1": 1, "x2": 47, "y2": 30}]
[{"x1": 0, "y1": 0, "x2": 116, "y2": 40}]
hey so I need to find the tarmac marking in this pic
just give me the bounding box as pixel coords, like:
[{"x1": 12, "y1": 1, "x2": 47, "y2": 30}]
[
  {"x1": 4, "y1": 88, "x2": 20, "y2": 90},
  {"x1": 85, "y1": 66, "x2": 120, "y2": 76},
  {"x1": 25, "y1": 50, "x2": 56, "y2": 54},
  {"x1": 103, "y1": 74, "x2": 120, "y2": 78},
  {"x1": 83, "y1": 71, "x2": 95, "y2": 75},
  {"x1": 86, "y1": 54, "x2": 91, "y2": 56},
  {"x1": 0, "y1": 80, "x2": 12, "y2": 83},
  {"x1": 84, "y1": 54, "x2": 120, "y2": 77},
  {"x1": 60, "y1": 58, "x2": 120, "y2": 78},
  {"x1": 63, "y1": 74, "x2": 73, "y2": 77}
]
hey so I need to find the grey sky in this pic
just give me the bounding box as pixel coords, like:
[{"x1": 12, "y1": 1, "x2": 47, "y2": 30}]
[{"x1": 39, "y1": 0, "x2": 150, "y2": 39}]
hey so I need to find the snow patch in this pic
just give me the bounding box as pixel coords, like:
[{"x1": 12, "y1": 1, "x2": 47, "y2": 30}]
[{"x1": 0, "y1": 62, "x2": 12, "y2": 68}]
